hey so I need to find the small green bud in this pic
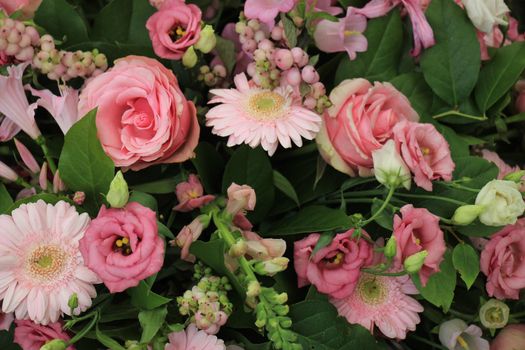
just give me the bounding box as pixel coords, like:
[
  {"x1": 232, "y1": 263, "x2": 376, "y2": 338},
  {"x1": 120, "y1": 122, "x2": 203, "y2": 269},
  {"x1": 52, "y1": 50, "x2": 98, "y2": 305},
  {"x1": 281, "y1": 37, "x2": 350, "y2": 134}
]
[
  {"x1": 479, "y1": 299, "x2": 509, "y2": 329},
  {"x1": 194, "y1": 25, "x2": 217, "y2": 53},
  {"x1": 40, "y1": 340, "x2": 67, "y2": 350},
  {"x1": 404, "y1": 250, "x2": 428, "y2": 274},
  {"x1": 503, "y1": 170, "x2": 525, "y2": 183},
  {"x1": 182, "y1": 46, "x2": 198, "y2": 68},
  {"x1": 451, "y1": 204, "x2": 485, "y2": 225},
  {"x1": 106, "y1": 171, "x2": 129, "y2": 208},
  {"x1": 253, "y1": 257, "x2": 289, "y2": 276},
  {"x1": 384, "y1": 236, "x2": 397, "y2": 259},
  {"x1": 246, "y1": 280, "x2": 261, "y2": 298},
  {"x1": 67, "y1": 293, "x2": 78, "y2": 311}
]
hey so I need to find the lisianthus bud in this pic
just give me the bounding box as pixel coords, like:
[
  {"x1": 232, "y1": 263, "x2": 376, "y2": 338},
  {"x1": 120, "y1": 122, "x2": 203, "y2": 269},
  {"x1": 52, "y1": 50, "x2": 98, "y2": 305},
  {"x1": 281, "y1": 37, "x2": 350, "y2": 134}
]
[
  {"x1": 384, "y1": 236, "x2": 397, "y2": 259},
  {"x1": 372, "y1": 140, "x2": 411, "y2": 190},
  {"x1": 479, "y1": 299, "x2": 509, "y2": 329},
  {"x1": 195, "y1": 25, "x2": 216, "y2": 53},
  {"x1": 253, "y1": 257, "x2": 289, "y2": 276},
  {"x1": 503, "y1": 170, "x2": 525, "y2": 182},
  {"x1": 404, "y1": 250, "x2": 428, "y2": 274},
  {"x1": 475, "y1": 180, "x2": 525, "y2": 226},
  {"x1": 451, "y1": 205, "x2": 485, "y2": 225},
  {"x1": 182, "y1": 46, "x2": 198, "y2": 68},
  {"x1": 40, "y1": 339, "x2": 67, "y2": 350},
  {"x1": 106, "y1": 171, "x2": 129, "y2": 208},
  {"x1": 246, "y1": 280, "x2": 261, "y2": 297}
]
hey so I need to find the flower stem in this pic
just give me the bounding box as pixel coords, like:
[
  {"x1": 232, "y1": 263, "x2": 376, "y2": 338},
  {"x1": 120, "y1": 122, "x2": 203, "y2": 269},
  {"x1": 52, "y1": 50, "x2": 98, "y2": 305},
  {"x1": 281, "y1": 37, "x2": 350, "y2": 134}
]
[
  {"x1": 36, "y1": 136, "x2": 57, "y2": 174},
  {"x1": 361, "y1": 268, "x2": 408, "y2": 277},
  {"x1": 447, "y1": 309, "x2": 475, "y2": 320},
  {"x1": 360, "y1": 186, "x2": 395, "y2": 226},
  {"x1": 432, "y1": 110, "x2": 487, "y2": 121},
  {"x1": 393, "y1": 192, "x2": 467, "y2": 206},
  {"x1": 67, "y1": 311, "x2": 99, "y2": 345},
  {"x1": 409, "y1": 334, "x2": 448, "y2": 350}
]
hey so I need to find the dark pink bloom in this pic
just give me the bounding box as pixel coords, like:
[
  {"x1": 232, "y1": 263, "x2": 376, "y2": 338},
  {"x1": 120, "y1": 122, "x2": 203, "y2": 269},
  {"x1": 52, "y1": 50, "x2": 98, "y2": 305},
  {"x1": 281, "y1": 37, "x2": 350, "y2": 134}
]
[
  {"x1": 393, "y1": 205, "x2": 446, "y2": 286},
  {"x1": 480, "y1": 219, "x2": 525, "y2": 300},
  {"x1": 294, "y1": 230, "x2": 374, "y2": 299},
  {"x1": 14, "y1": 320, "x2": 74, "y2": 350},
  {"x1": 0, "y1": 312, "x2": 13, "y2": 331},
  {"x1": 174, "y1": 174, "x2": 215, "y2": 212},
  {"x1": 79, "y1": 202, "x2": 165, "y2": 293}
]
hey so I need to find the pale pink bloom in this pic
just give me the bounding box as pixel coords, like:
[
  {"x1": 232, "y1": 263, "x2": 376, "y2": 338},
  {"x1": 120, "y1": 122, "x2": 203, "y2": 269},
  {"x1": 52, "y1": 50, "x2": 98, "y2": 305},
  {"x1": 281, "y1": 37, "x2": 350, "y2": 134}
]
[
  {"x1": 28, "y1": 86, "x2": 81, "y2": 134},
  {"x1": 175, "y1": 216, "x2": 205, "y2": 262},
  {"x1": 0, "y1": 160, "x2": 18, "y2": 181},
  {"x1": 39, "y1": 162, "x2": 48, "y2": 190},
  {"x1": 165, "y1": 324, "x2": 225, "y2": 350},
  {"x1": 206, "y1": 73, "x2": 322, "y2": 155},
  {"x1": 393, "y1": 121, "x2": 455, "y2": 191},
  {"x1": 174, "y1": 174, "x2": 215, "y2": 212},
  {"x1": 478, "y1": 28, "x2": 505, "y2": 61},
  {"x1": 0, "y1": 312, "x2": 13, "y2": 330},
  {"x1": 393, "y1": 205, "x2": 446, "y2": 286},
  {"x1": 225, "y1": 183, "x2": 256, "y2": 216},
  {"x1": 53, "y1": 170, "x2": 66, "y2": 193},
  {"x1": 438, "y1": 319, "x2": 489, "y2": 350},
  {"x1": 78, "y1": 56, "x2": 200, "y2": 171},
  {"x1": 244, "y1": 0, "x2": 297, "y2": 28},
  {"x1": 14, "y1": 139, "x2": 39, "y2": 174},
  {"x1": 314, "y1": 8, "x2": 368, "y2": 60},
  {"x1": 491, "y1": 324, "x2": 525, "y2": 350},
  {"x1": 481, "y1": 150, "x2": 521, "y2": 180},
  {"x1": 316, "y1": 78, "x2": 419, "y2": 177},
  {"x1": 0, "y1": 0, "x2": 42, "y2": 18},
  {"x1": 331, "y1": 273, "x2": 423, "y2": 339},
  {"x1": 0, "y1": 200, "x2": 100, "y2": 324},
  {"x1": 14, "y1": 320, "x2": 74, "y2": 350},
  {"x1": 79, "y1": 202, "x2": 165, "y2": 293},
  {"x1": 0, "y1": 63, "x2": 40, "y2": 139},
  {"x1": 15, "y1": 187, "x2": 36, "y2": 201},
  {"x1": 243, "y1": 231, "x2": 286, "y2": 260},
  {"x1": 0, "y1": 115, "x2": 21, "y2": 142},
  {"x1": 480, "y1": 219, "x2": 525, "y2": 300},
  {"x1": 308, "y1": 0, "x2": 342, "y2": 15}
]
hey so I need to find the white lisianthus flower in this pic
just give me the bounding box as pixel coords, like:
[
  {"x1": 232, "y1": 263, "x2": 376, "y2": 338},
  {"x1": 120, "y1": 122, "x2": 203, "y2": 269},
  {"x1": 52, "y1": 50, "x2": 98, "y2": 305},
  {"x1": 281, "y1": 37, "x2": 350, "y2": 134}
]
[
  {"x1": 461, "y1": 0, "x2": 510, "y2": 33},
  {"x1": 372, "y1": 139, "x2": 411, "y2": 190},
  {"x1": 475, "y1": 180, "x2": 525, "y2": 226}
]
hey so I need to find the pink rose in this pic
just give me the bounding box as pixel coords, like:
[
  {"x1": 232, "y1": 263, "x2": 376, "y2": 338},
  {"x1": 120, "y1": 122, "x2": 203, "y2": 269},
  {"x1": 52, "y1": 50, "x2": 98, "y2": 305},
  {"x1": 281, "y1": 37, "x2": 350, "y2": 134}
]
[
  {"x1": 78, "y1": 55, "x2": 199, "y2": 171},
  {"x1": 316, "y1": 78, "x2": 419, "y2": 177},
  {"x1": 393, "y1": 121, "x2": 455, "y2": 191},
  {"x1": 225, "y1": 183, "x2": 256, "y2": 216},
  {"x1": 480, "y1": 219, "x2": 525, "y2": 300},
  {"x1": 294, "y1": 229, "x2": 374, "y2": 299},
  {"x1": 79, "y1": 202, "x2": 165, "y2": 293},
  {"x1": 0, "y1": 312, "x2": 13, "y2": 331},
  {"x1": 14, "y1": 320, "x2": 74, "y2": 350},
  {"x1": 174, "y1": 174, "x2": 215, "y2": 212},
  {"x1": 393, "y1": 205, "x2": 446, "y2": 286},
  {"x1": 146, "y1": 0, "x2": 202, "y2": 60},
  {"x1": 491, "y1": 324, "x2": 525, "y2": 349},
  {"x1": 0, "y1": 0, "x2": 41, "y2": 18}
]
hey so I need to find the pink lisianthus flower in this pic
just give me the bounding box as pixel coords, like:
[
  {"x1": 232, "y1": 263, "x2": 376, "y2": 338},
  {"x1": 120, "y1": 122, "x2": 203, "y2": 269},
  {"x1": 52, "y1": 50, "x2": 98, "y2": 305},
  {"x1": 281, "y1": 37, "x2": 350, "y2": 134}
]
[
  {"x1": 174, "y1": 174, "x2": 215, "y2": 212},
  {"x1": 0, "y1": 312, "x2": 13, "y2": 331},
  {"x1": 393, "y1": 204, "x2": 446, "y2": 286},
  {"x1": 79, "y1": 202, "x2": 165, "y2": 293},
  {"x1": 14, "y1": 320, "x2": 75, "y2": 350},
  {"x1": 146, "y1": 0, "x2": 202, "y2": 60},
  {"x1": 314, "y1": 8, "x2": 368, "y2": 60},
  {"x1": 165, "y1": 324, "x2": 225, "y2": 350},
  {"x1": 294, "y1": 229, "x2": 374, "y2": 299},
  {"x1": 244, "y1": 0, "x2": 297, "y2": 29},
  {"x1": 480, "y1": 219, "x2": 525, "y2": 300},
  {"x1": 174, "y1": 216, "x2": 206, "y2": 262},
  {"x1": 393, "y1": 121, "x2": 455, "y2": 191}
]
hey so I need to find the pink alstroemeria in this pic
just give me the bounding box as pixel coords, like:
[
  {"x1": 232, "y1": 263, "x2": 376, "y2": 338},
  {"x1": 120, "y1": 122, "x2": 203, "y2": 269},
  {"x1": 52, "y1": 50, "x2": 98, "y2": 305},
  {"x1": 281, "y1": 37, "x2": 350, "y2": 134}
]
[
  {"x1": 0, "y1": 63, "x2": 40, "y2": 139},
  {"x1": 244, "y1": 0, "x2": 297, "y2": 28},
  {"x1": 314, "y1": 8, "x2": 368, "y2": 60},
  {"x1": 14, "y1": 139, "x2": 39, "y2": 174},
  {"x1": 0, "y1": 116, "x2": 21, "y2": 142},
  {"x1": 0, "y1": 161, "x2": 18, "y2": 182},
  {"x1": 28, "y1": 85, "x2": 81, "y2": 134}
]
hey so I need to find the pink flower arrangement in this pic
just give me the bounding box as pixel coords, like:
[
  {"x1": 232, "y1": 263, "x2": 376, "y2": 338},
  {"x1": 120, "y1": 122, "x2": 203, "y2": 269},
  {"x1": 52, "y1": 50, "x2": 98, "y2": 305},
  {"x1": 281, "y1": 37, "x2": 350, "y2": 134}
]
[
  {"x1": 294, "y1": 229, "x2": 374, "y2": 299},
  {"x1": 79, "y1": 202, "x2": 165, "y2": 293},
  {"x1": 14, "y1": 320, "x2": 74, "y2": 350},
  {"x1": 78, "y1": 56, "x2": 200, "y2": 170},
  {"x1": 174, "y1": 174, "x2": 215, "y2": 212}
]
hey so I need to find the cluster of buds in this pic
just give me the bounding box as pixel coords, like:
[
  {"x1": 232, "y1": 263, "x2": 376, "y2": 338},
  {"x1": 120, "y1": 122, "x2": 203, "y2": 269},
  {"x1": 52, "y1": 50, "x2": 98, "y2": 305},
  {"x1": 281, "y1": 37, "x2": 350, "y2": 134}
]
[
  {"x1": 177, "y1": 271, "x2": 233, "y2": 335},
  {"x1": 0, "y1": 17, "x2": 39, "y2": 62},
  {"x1": 235, "y1": 16, "x2": 330, "y2": 113},
  {"x1": 33, "y1": 35, "x2": 108, "y2": 81},
  {"x1": 181, "y1": 25, "x2": 217, "y2": 69},
  {"x1": 198, "y1": 64, "x2": 227, "y2": 87}
]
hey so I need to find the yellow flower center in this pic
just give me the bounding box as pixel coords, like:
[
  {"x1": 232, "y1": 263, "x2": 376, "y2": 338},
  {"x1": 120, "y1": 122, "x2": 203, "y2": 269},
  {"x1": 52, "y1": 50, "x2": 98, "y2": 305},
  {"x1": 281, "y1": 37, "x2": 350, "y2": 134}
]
[
  {"x1": 357, "y1": 275, "x2": 387, "y2": 305},
  {"x1": 344, "y1": 30, "x2": 360, "y2": 37},
  {"x1": 187, "y1": 189, "x2": 200, "y2": 199},
  {"x1": 331, "y1": 252, "x2": 344, "y2": 265},
  {"x1": 114, "y1": 236, "x2": 132, "y2": 256},
  {"x1": 175, "y1": 27, "x2": 186, "y2": 36},
  {"x1": 27, "y1": 245, "x2": 68, "y2": 282},
  {"x1": 421, "y1": 147, "x2": 431, "y2": 156},
  {"x1": 457, "y1": 335, "x2": 469, "y2": 349},
  {"x1": 248, "y1": 91, "x2": 286, "y2": 121}
]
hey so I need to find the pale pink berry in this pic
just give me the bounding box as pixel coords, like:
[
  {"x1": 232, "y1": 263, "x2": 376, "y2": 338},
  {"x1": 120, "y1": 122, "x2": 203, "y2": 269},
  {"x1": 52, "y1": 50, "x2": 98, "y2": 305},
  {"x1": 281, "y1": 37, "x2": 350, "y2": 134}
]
[
  {"x1": 291, "y1": 47, "x2": 308, "y2": 67},
  {"x1": 274, "y1": 49, "x2": 294, "y2": 70},
  {"x1": 285, "y1": 67, "x2": 301, "y2": 86},
  {"x1": 258, "y1": 39, "x2": 274, "y2": 51},
  {"x1": 271, "y1": 26, "x2": 283, "y2": 41},
  {"x1": 242, "y1": 39, "x2": 257, "y2": 53},
  {"x1": 254, "y1": 30, "x2": 266, "y2": 42},
  {"x1": 304, "y1": 96, "x2": 317, "y2": 110},
  {"x1": 301, "y1": 65, "x2": 319, "y2": 84},
  {"x1": 311, "y1": 82, "x2": 326, "y2": 99}
]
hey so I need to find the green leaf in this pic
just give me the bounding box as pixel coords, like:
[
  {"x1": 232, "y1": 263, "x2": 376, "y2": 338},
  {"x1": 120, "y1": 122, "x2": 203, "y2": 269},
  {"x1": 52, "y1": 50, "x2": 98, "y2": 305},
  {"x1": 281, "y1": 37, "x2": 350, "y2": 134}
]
[
  {"x1": 290, "y1": 299, "x2": 387, "y2": 349},
  {"x1": 0, "y1": 183, "x2": 13, "y2": 214},
  {"x1": 475, "y1": 42, "x2": 525, "y2": 112},
  {"x1": 192, "y1": 142, "x2": 224, "y2": 194},
  {"x1": 420, "y1": 0, "x2": 480, "y2": 106},
  {"x1": 414, "y1": 250, "x2": 456, "y2": 312},
  {"x1": 222, "y1": 146, "x2": 275, "y2": 223},
  {"x1": 264, "y1": 206, "x2": 352, "y2": 236},
  {"x1": 129, "y1": 191, "x2": 158, "y2": 212},
  {"x1": 452, "y1": 244, "x2": 479, "y2": 289},
  {"x1": 281, "y1": 14, "x2": 298, "y2": 48},
  {"x1": 336, "y1": 9, "x2": 403, "y2": 83},
  {"x1": 139, "y1": 307, "x2": 167, "y2": 343},
  {"x1": 95, "y1": 325, "x2": 127, "y2": 350},
  {"x1": 371, "y1": 198, "x2": 395, "y2": 230},
  {"x1": 310, "y1": 231, "x2": 336, "y2": 258},
  {"x1": 157, "y1": 222, "x2": 175, "y2": 239},
  {"x1": 273, "y1": 170, "x2": 300, "y2": 206},
  {"x1": 131, "y1": 177, "x2": 180, "y2": 194},
  {"x1": 215, "y1": 36, "x2": 236, "y2": 74},
  {"x1": 456, "y1": 221, "x2": 503, "y2": 237},
  {"x1": 34, "y1": 0, "x2": 89, "y2": 47},
  {"x1": 92, "y1": 0, "x2": 155, "y2": 46},
  {"x1": 99, "y1": 304, "x2": 139, "y2": 323},
  {"x1": 128, "y1": 281, "x2": 171, "y2": 310},
  {"x1": 390, "y1": 73, "x2": 434, "y2": 119}
]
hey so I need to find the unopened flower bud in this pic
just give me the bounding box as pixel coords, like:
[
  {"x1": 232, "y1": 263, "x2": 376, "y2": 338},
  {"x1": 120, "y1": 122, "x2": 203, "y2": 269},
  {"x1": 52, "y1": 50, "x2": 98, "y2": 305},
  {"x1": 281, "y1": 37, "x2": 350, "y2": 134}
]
[
  {"x1": 503, "y1": 170, "x2": 525, "y2": 183},
  {"x1": 372, "y1": 140, "x2": 411, "y2": 190},
  {"x1": 479, "y1": 299, "x2": 509, "y2": 329},
  {"x1": 404, "y1": 250, "x2": 428, "y2": 274},
  {"x1": 39, "y1": 339, "x2": 67, "y2": 350},
  {"x1": 67, "y1": 293, "x2": 78, "y2": 311},
  {"x1": 182, "y1": 46, "x2": 198, "y2": 68},
  {"x1": 229, "y1": 239, "x2": 247, "y2": 257},
  {"x1": 246, "y1": 280, "x2": 261, "y2": 297},
  {"x1": 384, "y1": 236, "x2": 397, "y2": 259},
  {"x1": 73, "y1": 191, "x2": 86, "y2": 205},
  {"x1": 451, "y1": 205, "x2": 484, "y2": 225},
  {"x1": 195, "y1": 25, "x2": 216, "y2": 53},
  {"x1": 253, "y1": 257, "x2": 289, "y2": 276},
  {"x1": 106, "y1": 171, "x2": 129, "y2": 208}
]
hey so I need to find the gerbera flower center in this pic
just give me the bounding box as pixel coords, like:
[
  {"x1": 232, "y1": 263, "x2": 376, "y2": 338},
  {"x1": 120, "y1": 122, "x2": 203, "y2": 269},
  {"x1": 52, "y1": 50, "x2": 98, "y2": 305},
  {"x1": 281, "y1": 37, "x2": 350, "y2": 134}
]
[
  {"x1": 26, "y1": 245, "x2": 68, "y2": 282},
  {"x1": 248, "y1": 91, "x2": 286, "y2": 121},
  {"x1": 357, "y1": 275, "x2": 388, "y2": 305},
  {"x1": 114, "y1": 236, "x2": 132, "y2": 256}
]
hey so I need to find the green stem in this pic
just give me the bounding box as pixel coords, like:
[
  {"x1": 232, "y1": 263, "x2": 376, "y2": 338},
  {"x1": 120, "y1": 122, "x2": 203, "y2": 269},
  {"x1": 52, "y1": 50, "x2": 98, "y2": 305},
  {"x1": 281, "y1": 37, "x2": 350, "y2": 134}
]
[
  {"x1": 67, "y1": 312, "x2": 99, "y2": 345},
  {"x1": 15, "y1": 177, "x2": 33, "y2": 189},
  {"x1": 36, "y1": 136, "x2": 57, "y2": 174},
  {"x1": 393, "y1": 193, "x2": 467, "y2": 206},
  {"x1": 504, "y1": 112, "x2": 525, "y2": 125},
  {"x1": 510, "y1": 310, "x2": 525, "y2": 318},
  {"x1": 166, "y1": 209, "x2": 176, "y2": 229},
  {"x1": 360, "y1": 186, "x2": 395, "y2": 226},
  {"x1": 448, "y1": 309, "x2": 475, "y2": 320},
  {"x1": 409, "y1": 334, "x2": 448, "y2": 350},
  {"x1": 361, "y1": 268, "x2": 408, "y2": 277},
  {"x1": 432, "y1": 110, "x2": 487, "y2": 121}
]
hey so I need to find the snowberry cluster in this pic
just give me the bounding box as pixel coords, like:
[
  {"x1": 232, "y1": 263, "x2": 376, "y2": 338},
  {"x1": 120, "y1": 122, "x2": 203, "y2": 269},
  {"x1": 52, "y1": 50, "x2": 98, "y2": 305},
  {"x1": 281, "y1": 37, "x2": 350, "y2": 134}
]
[
  {"x1": 0, "y1": 18, "x2": 39, "y2": 63},
  {"x1": 198, "y1": 64, "x2": 227, "y2": 87},
  {"x1": 235, "y1": 17, "x2": 331, "y2": 113}
]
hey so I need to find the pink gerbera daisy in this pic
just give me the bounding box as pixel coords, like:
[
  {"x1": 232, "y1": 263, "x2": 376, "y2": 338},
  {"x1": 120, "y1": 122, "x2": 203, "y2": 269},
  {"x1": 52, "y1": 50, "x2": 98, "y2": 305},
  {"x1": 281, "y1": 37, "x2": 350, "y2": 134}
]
[
  {"x1": 165, "y1": 324, "x2": 225, "y2": 350},
  {"x1": 331, "y1": 273, "x2": 423, "y2": 340},
  {"x1": 0, "y1": 200, "x2": 100, "y2": 325},
  {"x1": 206, "y1": 73, "x2": 322, "y2": 156}
]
